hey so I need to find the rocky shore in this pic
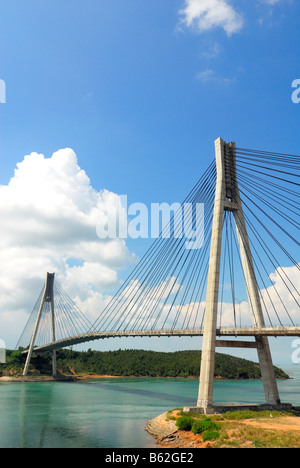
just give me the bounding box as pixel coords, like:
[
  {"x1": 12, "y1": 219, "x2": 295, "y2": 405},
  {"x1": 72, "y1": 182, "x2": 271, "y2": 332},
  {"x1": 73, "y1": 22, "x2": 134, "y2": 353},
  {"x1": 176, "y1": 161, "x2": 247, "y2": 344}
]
[
  {"x1": 145, "y1": 409, "x2": 300, "y2": 448},
  {"x1": 145, "y1": 412, "x2": 211, "y2": 448}
]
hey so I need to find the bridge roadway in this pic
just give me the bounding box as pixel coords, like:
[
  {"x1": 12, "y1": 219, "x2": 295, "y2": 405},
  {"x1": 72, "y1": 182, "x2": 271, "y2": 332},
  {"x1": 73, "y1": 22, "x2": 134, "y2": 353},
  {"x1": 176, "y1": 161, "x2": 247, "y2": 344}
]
[{"x1": 22, "y1": 326, "x2": 300, "y2": 354}]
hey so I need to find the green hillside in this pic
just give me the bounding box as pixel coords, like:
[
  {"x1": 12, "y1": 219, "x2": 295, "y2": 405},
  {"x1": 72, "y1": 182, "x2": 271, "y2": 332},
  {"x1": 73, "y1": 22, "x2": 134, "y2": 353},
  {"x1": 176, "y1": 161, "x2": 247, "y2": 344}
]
[{"x1": 1, "y1": 348, "x2": 289, "y2": 380}]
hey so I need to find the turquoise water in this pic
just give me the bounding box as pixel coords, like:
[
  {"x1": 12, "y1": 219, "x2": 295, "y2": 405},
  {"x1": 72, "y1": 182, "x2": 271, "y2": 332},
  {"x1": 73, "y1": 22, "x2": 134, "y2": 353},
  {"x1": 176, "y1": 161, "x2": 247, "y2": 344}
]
[{"x1": 0, "y1": 367, "x2": 299, "y2": 448}]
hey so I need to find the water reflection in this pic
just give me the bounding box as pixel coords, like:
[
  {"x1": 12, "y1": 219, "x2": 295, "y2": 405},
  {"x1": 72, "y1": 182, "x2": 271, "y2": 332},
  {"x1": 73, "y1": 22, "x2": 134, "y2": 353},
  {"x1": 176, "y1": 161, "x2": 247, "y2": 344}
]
[
  {"x1": 5, "y1": 383, "x2": 104, "y2": 448},
  {"x1": 82, "y1": 381, "x2": 194, "y2": 405},
  {"x1": 0, "y1": 381, "x2": 159, "y2": 448}
]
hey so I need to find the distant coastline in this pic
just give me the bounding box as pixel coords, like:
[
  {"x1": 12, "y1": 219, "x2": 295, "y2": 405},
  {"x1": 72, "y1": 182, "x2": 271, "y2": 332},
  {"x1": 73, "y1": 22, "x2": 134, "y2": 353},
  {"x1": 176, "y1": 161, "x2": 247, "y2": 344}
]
[{"x1": 1, "y1": 348, "x2": 290, "y2": 381}]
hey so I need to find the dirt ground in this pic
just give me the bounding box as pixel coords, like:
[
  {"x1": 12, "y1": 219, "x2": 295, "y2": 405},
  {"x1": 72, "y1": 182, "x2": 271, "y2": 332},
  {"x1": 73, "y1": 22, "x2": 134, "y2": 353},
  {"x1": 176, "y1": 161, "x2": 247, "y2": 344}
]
[
  {"x1": 240, "y1": 416, "x2": 300, "y2": 433},
  {"x1": 145, "y1": 410, "x2": 300, "y2": 449}
]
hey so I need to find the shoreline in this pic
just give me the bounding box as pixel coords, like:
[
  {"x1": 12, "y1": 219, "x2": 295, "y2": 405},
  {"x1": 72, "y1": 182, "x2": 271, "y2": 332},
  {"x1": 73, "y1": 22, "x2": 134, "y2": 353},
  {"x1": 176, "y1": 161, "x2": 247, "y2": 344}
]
[
  {"x1": 0, "y1": 373, "x2": 192, "y2": 382},
  {"x1": 0, "y1": 372, "x2": 292, "y2": 383},
  {"x1": 0, "y1": 374, "x2": 194, "y2": 382},
  {"x1": 145, "y1": 409, "x2": 300, "y2": 448},
  {"x1": 0, "y1": 375, "x2": 76, "y2": 382},
  {"x1": 145, "y1": 411, "x2": 210, "y2": 448}
]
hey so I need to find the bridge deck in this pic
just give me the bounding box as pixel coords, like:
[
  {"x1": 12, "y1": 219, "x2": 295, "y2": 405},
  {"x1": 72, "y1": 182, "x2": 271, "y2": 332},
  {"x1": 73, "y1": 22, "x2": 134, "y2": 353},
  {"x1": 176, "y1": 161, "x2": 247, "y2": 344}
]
[{"x1": 21, "y1": 326, "x2": 300, "y2": 354}]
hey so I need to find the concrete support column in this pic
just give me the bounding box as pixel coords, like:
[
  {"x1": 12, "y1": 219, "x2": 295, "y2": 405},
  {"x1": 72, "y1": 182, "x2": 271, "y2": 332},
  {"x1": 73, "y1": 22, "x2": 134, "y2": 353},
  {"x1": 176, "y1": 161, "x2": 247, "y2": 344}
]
[
  {"x1": 233, "y1": 200, "x2": 280, "y2": 405},
  {"x1": 23, "y1": 283, "x2": 47, "y2": 376},
  {"x1": 50, "y1": 297, "x2": 57, "y2": 376},
  {"x1": 52, "y1": 350, "x2": 57, "y2": 377}
]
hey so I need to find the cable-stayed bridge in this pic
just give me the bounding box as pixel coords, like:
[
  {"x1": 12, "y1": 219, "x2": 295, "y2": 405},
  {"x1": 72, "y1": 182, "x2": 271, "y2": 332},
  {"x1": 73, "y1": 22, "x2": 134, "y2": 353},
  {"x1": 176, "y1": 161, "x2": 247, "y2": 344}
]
[{"x1": 18, "y1": 138, "x2": 300, "y2": 413}]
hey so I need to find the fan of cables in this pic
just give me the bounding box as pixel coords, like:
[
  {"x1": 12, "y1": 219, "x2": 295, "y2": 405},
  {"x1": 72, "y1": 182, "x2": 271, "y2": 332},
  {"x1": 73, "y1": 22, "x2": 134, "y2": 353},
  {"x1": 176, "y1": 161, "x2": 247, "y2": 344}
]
[
  {"x1": 91, "y1": 161, "x2": 217, "y2": 334},
  {"x1": 92, "y1": 147, "x2": 299, "y2": 333},
  {"x1": 233, "y1": 147, "x2": 300, "y2": 328},
  {"x1": 16, "y1": 280, "x2": 94, "y2": 349}
]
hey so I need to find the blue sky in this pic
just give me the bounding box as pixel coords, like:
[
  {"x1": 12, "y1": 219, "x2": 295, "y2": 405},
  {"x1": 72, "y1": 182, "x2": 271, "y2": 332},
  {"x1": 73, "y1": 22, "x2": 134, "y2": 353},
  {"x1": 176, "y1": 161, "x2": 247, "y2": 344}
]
[
  {"x1": 0, "y1": 0, "x2": 299, "y2": 364},
  {"x1": 1, "y1": 1, "x2": 299, "y2": 195}
]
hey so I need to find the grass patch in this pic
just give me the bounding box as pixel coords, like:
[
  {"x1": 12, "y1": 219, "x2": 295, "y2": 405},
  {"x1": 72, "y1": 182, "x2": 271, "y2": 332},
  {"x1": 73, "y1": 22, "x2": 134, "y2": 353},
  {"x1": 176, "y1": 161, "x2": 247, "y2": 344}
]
[
  {"x1": 176, "y1": 416, "x2": 194, "y2": 431},
  {"x1": 166, "y1": 410, "x2": 176, "y2": 421},
  {"x1": 221, "y1": 410, "x2": 292, "y2": 420},
  {"x1": 191, "y1": 418, "x2": 221, "y2": 435},
  {"x1": 177, "y1": 410, "x2": 205, "y2": 419},
  {"x1": 202, "y1": 431, "x2": 221, "y2": 442},
  {"x1": 216, "y1": 425, "x2": 300, "y2": 449},
  {"x1": 168, "y1": 408, "x2": 300, "y2": 448}
]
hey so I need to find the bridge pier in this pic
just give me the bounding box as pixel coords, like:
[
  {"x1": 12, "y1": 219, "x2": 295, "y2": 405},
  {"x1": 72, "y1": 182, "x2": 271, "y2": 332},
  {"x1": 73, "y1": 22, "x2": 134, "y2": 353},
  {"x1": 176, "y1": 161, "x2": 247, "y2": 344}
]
[
  {"x1": 196, "y1": 138, "x2": 280, "y2": 413},
  {"x1": 52, "y1": 350, "x2": 57, "y2": 377}
]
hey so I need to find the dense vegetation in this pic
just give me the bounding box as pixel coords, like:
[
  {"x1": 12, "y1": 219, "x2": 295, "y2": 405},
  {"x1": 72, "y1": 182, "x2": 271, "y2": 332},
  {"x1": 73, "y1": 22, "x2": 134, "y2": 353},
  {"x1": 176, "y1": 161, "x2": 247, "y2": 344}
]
[{"x1": 0, "y1": 348, "x2": 289, "y2": 380}]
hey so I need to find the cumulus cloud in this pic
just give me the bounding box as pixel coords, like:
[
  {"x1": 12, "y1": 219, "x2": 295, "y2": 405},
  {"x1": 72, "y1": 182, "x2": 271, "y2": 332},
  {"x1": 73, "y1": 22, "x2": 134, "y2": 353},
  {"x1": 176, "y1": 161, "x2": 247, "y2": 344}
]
[
  {"x1": 179, "y1": 0, "x2": 290, "y2": 37},
  {"x1": 179, "y1": 0, "x2": 244, "y2": 36},
  {"x1": 0, "y1": 148, "x2": 135, "y2": 347},
  {"x1": 262, "y1": 264, "x2": 300, "y2": 326},
  {"x1": 170, "y1": 264, "x2": 300, "y2": 330},
  {"x1": 214, "y1": 264, "x2": 300, "y2": 328}
]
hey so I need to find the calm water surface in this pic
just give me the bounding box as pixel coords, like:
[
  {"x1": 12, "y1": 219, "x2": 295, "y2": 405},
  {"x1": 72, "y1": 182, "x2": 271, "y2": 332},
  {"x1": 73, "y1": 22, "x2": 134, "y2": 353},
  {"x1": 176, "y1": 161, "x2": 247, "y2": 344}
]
[{"x1": 0, "y1": 367, "x2": 299, "y2": 448}]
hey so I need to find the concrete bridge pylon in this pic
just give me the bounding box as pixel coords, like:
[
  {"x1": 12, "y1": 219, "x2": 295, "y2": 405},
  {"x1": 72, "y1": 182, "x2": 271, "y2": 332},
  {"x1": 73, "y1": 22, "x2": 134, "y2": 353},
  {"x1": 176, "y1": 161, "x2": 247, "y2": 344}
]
[
  {"x1": 196, "y1": 138, "x2": 281, "y2": 414},
  {"x1": 23, "y1": 272, "x2": 57, "y2": 377}
]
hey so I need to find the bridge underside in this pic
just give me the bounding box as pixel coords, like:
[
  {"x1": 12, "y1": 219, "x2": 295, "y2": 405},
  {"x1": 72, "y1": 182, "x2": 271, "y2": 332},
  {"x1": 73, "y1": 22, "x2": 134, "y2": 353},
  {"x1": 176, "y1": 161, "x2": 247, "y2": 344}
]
[{"x1": 21, "y1": 326, "x2": 300, "y2": 354}]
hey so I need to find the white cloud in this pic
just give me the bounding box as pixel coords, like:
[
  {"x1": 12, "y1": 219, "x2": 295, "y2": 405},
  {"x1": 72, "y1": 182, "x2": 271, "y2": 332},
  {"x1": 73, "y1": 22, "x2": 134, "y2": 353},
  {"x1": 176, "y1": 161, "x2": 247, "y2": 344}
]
[
  {"x1": 0, "y1": 148, "x2": 135, "y2": 347},
  {"x1": 179, "y1": 0, "x2": 244, "y2": 36},
  {"x1": 195, "y1": 68, "x2": 234, "y2": 84},
  {"x1": 215, "y1": 264, "x2": 300, "y2": 328},
  {"x1": 167, "y1": 265, "x2": 300, "y2": 330},
  {"x1": 179, "y1": 0, "x2": 291, "y2": 37},
  {"x1": 262, "y1": 264, "x2": 300, "y2": 326}
]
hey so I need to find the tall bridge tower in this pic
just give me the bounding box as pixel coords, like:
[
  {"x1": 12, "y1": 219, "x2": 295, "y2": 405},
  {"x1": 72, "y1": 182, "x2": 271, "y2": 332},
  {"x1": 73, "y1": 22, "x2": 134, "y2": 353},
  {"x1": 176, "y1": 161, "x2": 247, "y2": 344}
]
[
  {"x1": 197, "y1": 138, "x2": 280, "y2": 414},
  {"x1": 23, "y1": 273, "x2": 57, "y2": 376}
]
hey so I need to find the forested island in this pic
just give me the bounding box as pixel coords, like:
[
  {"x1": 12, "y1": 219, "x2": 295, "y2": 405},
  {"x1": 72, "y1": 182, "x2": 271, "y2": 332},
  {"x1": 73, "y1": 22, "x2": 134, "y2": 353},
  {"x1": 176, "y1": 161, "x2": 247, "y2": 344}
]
[{"x1": 0, "y1": 348, "x2": 289, "y2": 380}]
